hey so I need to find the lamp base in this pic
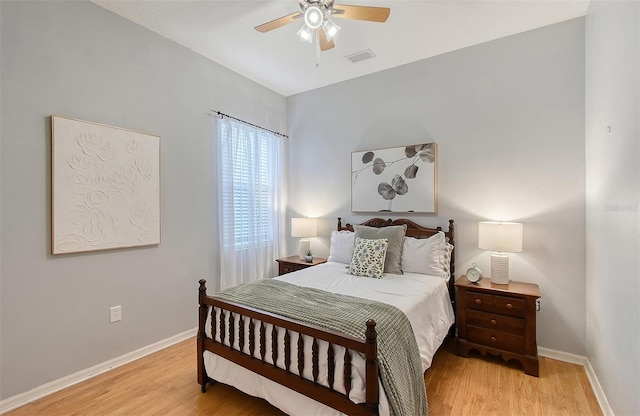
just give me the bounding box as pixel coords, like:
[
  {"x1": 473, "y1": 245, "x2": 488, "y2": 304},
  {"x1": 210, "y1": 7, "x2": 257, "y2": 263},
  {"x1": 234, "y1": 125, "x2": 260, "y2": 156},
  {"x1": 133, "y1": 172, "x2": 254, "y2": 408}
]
[
  {"x1": 298, "y1": 238, "x2": 310, "y2": 260},
  {"x1": 490, "y1": 253, "x2": 510, "y2": 284}
]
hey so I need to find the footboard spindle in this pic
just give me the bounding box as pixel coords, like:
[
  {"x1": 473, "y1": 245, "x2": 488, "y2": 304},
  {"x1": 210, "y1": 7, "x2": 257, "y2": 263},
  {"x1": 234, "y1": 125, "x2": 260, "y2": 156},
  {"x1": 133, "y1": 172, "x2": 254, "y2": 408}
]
[
  {"x1": 272, "y1": 326, "x2": 279, "y2": 366},
  {"x1": 260, "y1": 321, "x2": 266, "y2": 360},
  {"x1": 312, "y1": 338, "x2": 319, "y2": 382},
  {"x1": 328, "y1": 343, "x2": 335, "y2": 390},
  {"x1": 249, "y1": 319, "x2": 255, "y2": 357},
  {"x1": 219, "y1": 309, "x2": 226, "y2": 344},
  {"x1": 297, "y1": 336, "x2": 305, "y2": 377},
  {"x1": 284, "y1": 329, "x2": 291, "y2": 372},
  {"x1": 344, "y1": 349, "x2": 353, "y2": 395}
]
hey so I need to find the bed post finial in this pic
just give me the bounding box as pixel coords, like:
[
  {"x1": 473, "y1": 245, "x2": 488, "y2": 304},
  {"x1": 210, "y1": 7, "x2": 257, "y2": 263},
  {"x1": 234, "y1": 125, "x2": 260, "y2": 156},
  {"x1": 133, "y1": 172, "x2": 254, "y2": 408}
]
[
  {"x1": 365, "y1": 319, "x2": 377, "y2": 343},
  {"x1": 338, "y1": 217, "x2": 342, "y2": 230},
  {"x1": 199, "y1": 279, "x2": 207, "y2": 296}
]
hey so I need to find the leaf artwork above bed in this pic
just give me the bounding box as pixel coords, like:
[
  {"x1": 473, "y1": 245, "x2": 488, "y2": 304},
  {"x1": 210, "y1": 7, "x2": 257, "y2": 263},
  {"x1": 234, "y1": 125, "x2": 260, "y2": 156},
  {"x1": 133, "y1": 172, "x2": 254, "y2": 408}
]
[{"x1": 351, "y1": 143, "x2": 437, "y2": 213}]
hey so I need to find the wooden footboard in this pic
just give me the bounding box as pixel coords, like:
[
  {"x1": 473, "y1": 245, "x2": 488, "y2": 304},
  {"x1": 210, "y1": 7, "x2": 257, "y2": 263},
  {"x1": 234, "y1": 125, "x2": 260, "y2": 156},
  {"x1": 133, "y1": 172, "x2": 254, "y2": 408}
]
[{"x1": 197, "y1": 279, "x2": 380, "y2": 415}]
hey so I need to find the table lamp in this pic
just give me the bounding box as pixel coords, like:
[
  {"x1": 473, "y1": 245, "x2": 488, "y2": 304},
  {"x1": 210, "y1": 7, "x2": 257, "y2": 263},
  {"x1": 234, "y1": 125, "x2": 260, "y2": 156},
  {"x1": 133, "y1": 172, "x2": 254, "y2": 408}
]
[
  {"x1": 291, "y1": 218, "x2": 317, "y2": 260},
  {"x1": 478, "y1": 221, "x2": 523, "y2": 284}
]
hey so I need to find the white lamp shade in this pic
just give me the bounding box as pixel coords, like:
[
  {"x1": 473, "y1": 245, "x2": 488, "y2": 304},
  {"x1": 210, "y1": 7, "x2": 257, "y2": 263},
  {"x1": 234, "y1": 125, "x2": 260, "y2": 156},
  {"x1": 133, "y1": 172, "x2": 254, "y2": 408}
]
[
  {"x1": 478, "y1": 222, "x2": 523, "y2": 253},
  {"x1": 296, "y1": 25, "x2": 313, "y2": 43},
  {"x1": 323, "y1": 19, "x2": 341, "y2": 40},
  {"x1": 304, "y1": 6, "x2": 323, "y2": 29},
  {"x1": 291, "y1": 218, "x2": 317, "y2": 238}
]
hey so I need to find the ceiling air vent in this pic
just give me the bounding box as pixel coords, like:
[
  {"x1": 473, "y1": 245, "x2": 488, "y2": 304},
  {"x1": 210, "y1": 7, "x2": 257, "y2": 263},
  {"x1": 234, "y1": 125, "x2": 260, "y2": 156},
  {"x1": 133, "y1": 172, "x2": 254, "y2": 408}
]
[{"x1": 345, "y1": 49, "x2": 376, "y2": 63}]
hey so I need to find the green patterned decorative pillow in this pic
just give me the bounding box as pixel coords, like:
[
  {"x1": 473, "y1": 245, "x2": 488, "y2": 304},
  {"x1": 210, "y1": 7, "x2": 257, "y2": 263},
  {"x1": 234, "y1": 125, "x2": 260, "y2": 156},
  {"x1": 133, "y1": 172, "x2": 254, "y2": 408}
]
[{"x1": 348, "y1": 237, "x2": 390, "y2": 279}]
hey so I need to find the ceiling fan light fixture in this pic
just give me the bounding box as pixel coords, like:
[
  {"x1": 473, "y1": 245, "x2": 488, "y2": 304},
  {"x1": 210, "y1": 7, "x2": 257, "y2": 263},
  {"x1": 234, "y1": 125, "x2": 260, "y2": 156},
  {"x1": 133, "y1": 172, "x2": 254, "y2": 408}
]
[
  {"x1": 255, "y1": 1, "x2": 390, "y2": 60},
  {"x1": 304, "y1": 6, "x2": 324, "y2": 30},
  {"x1": 297, "y1": 24, "x2": 314, "y2": 43},
  {"x1": 323, "y1": 19, "x2": 341, "y2": 40}
]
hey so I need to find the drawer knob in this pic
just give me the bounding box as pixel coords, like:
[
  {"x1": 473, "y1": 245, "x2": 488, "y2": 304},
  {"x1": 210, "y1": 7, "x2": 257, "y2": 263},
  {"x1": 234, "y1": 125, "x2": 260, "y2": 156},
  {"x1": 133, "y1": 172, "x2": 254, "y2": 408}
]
[
  {"x1": 490, "y1": 319, "x2": 497, "y2": 325},
  {"x1": 506, "y1": 303, "x2": 513, "y2": 309},
  {"x1": 491, "y1": 336, "x2": 497, "y2": 342},
  {"x1": 475, "y1": 299, "x2": 482, "y2": 305}
]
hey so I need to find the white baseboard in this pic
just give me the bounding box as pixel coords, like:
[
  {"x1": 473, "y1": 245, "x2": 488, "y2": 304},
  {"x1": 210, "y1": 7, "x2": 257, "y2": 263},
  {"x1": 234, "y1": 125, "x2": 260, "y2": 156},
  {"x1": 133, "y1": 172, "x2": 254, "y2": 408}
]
[
  {"x1": 0, "y1": 327, "x2": 197, "y2": 415},
  {"x1": 538, "y1": 347, "x2": 614, "y2": 416},
  {"x1": 583, "y1": 358, "x2": 614, "y2": 416},
  {"x1": 538, "y1": 346, "x2": 588, "y2": 366}
]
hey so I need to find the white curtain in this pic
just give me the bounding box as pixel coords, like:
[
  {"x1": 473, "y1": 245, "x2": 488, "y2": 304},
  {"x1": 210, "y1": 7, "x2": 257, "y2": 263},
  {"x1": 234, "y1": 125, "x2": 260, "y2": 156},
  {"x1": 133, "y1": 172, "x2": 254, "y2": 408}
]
[{"x1": 216, "y1": 117, "x2": 285, "y2": 290}]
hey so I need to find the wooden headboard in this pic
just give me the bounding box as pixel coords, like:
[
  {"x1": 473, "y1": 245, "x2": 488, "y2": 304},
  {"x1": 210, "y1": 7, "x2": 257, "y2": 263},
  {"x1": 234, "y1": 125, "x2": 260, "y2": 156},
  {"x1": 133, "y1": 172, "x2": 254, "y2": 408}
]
[{"x1": 337, "y1": 217, "x2": 456, "y2": 305}]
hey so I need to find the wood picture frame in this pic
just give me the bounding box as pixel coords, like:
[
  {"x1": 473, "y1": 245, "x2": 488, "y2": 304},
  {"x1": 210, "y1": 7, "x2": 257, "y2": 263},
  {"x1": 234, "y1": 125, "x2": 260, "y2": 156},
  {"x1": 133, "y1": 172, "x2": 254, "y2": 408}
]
[
  {"x1": 351, "y1": 143, "x2": 437, "y2": 213},
  {"x1": 51, "y1": 115, "x2": 160, "y2": 254}
]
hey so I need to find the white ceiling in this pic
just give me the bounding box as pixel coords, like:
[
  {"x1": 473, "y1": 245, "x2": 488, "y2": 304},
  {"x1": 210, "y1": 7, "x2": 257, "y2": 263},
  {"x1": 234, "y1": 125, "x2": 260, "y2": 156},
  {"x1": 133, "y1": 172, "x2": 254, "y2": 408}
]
[{"x1": 91, "y1": 0, "x2": 590, "y2": 97}]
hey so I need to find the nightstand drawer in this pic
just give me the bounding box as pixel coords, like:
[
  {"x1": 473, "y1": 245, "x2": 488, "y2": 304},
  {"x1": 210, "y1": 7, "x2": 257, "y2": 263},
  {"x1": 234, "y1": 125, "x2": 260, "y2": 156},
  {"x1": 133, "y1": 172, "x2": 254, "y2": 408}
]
[
  {"x1": 280, "y1": 263, "x2": 306, "y2": 275},
  {"x1": 466, "y1": 291, "x2": 525, "y2": 318},
  {"x1": 277, "y1": 256, "x2": 327, "y2": 276},
  {"x1": 465, "y1": 292, "x2": 494, "y2": 311},
  {"x1": 466, "y1": 309, "x2": 525, "y2": 334},
  {"x1": 493, "y1": 295, "x2": 525, "y2": 317},
  {"x1": 466, "y1": 325, "x2": 525, "y2": 353}
]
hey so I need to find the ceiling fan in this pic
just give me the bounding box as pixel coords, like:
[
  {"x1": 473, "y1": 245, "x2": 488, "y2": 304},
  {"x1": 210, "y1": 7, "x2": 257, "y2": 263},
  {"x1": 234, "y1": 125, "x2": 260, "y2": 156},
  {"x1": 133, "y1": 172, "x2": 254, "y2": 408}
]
[{"x1": 255, "y1": 0, "x2": 390, "y2": 57}]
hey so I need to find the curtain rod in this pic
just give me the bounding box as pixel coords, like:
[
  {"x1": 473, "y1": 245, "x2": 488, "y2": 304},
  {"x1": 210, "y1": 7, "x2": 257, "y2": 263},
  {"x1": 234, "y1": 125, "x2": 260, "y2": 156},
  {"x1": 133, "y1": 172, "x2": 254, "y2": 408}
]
[{"x1": 213, "y1": 110, "x2": 289, "y2": 139}]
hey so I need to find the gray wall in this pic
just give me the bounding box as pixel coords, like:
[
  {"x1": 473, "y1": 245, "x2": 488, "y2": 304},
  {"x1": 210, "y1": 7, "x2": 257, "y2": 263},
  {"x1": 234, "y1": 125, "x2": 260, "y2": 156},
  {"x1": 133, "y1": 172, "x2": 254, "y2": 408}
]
[
  {"x1": 585, "y1": 1, "x2": 640, "y2": 415},
  {"x1": 287, "y1": 19, "x2": 586, "y2": 355},
  {"x1": 0, "y1": 1, "x2": 286, "y2": 399}
]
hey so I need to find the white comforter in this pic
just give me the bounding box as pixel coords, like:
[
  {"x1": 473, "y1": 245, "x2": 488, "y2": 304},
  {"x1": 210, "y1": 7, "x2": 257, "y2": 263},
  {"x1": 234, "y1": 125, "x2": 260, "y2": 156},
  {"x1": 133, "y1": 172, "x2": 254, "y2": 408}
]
[{"x1": 203, "y1": 261, "x2": 455, "y2": 416}]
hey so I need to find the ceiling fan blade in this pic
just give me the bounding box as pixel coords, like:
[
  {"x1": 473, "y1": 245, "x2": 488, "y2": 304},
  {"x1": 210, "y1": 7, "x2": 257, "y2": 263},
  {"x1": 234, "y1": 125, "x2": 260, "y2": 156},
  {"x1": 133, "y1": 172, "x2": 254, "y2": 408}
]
[
  {"x1": 319, "y1": 28, "x2": 335, "y2": 51},
  {"x1": 331, "y1": 5, "x2": 390, "y2": 23},
  {"x1": 254, "y1": 12, "x2": 302, "y2": 33}
]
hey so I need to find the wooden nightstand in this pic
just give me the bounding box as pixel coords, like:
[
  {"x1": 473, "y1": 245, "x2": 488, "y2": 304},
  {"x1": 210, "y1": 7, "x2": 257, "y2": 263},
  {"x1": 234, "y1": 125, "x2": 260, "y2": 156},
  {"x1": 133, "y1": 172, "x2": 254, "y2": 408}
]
[
  {"x1": 455, "y1": 275, "x2": 541, "y2": 376},
  {"x1": 276, "y1": 255, "x2": 327, "y2": 276}
]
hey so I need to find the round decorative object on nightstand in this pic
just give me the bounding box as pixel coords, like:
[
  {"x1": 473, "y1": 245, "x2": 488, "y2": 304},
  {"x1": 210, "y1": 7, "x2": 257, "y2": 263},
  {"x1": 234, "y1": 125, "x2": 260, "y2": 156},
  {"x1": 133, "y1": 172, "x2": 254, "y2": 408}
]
[{"x1": 466, "y1": 263, "x2": 483, "y2": 283}]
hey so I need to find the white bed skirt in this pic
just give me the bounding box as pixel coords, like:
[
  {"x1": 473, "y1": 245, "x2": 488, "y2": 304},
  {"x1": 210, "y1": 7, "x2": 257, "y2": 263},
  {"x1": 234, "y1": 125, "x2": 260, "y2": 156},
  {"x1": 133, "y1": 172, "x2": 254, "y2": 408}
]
[{"x1": 204, "y1": 351, "x2": 391, "y2": 416}]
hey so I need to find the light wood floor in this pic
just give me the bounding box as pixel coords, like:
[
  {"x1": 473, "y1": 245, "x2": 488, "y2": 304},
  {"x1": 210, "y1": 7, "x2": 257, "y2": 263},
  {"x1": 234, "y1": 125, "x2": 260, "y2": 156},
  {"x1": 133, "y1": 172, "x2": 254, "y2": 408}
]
[{"x1": 7, "y1": 337, "x2": 602, "y2": 416}]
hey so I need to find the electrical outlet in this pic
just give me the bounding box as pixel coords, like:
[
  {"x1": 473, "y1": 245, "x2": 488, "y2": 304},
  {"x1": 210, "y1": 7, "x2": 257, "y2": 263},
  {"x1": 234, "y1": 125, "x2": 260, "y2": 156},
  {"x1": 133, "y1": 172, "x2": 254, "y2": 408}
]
[
  {"x1": 110, "y1": 305, "x2": 122, "y2": 323},
  {"x1": 536, "y1": 298, "x2": 541, "y2": 312}
]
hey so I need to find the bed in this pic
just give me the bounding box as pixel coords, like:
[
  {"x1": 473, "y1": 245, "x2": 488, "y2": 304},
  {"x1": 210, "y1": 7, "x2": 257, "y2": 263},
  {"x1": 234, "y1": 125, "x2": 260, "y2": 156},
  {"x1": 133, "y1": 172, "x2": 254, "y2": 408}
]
[{"x1": 197, "y1": 217, "x2": 456, "y2": 416}]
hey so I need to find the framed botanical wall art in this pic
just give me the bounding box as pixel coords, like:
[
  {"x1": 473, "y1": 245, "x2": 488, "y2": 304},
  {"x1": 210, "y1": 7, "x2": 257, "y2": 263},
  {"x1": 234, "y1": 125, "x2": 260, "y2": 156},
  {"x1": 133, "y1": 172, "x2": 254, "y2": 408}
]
[
  {"x1": 351, "y1": 143, "x2": 437, "y2": 213},
  {"x1": 51, "y1": 115, "x2": 160, "y2": 254}
]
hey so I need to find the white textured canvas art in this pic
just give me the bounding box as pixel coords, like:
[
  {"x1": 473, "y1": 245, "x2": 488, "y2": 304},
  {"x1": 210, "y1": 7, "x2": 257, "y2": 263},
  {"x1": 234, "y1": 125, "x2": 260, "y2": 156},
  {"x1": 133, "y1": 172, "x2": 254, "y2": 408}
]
[
  {"x1": 351, "y1": 143, "x2": 437, "y2": 213},
  {"x1": 51, "y1": 116, "x2": 160, "y2": 254}
]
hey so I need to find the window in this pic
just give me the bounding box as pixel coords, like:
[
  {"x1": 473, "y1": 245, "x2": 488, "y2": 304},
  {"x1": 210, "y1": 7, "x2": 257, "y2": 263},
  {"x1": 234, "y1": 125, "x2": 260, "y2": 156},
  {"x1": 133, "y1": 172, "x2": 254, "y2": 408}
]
[{"x1": 217, "y1": 117, "x2": 284, "y2": 288}]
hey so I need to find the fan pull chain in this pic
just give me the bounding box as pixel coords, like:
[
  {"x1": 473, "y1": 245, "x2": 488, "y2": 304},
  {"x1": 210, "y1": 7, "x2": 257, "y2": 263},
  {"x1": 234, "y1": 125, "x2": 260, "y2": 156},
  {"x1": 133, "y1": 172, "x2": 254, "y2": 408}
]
[{"x1": 315, "y1": 30, "x2": 320, "y2": 67}]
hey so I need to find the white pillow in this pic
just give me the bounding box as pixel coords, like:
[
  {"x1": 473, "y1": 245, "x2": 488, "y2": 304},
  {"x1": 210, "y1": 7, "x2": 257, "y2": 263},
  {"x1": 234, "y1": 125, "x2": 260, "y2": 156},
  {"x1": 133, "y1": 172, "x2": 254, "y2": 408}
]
[
  {"x1": 401, "y1": 232, "x2": 449, "y2": 280},
  {"x1": 327, "y1": 230, "x2": 355, "y2": 264}
]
